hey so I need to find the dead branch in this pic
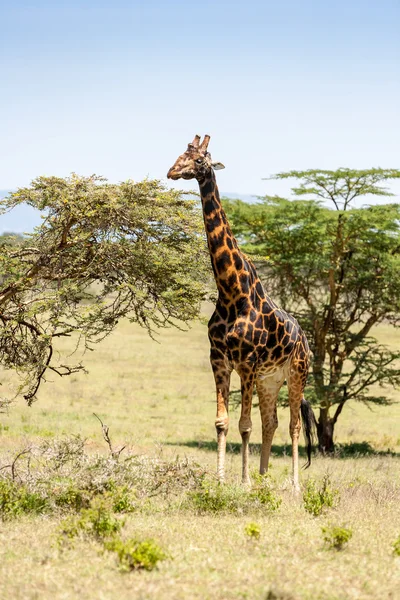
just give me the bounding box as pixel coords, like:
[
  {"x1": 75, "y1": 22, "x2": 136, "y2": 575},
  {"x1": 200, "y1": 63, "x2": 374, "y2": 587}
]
[
  {"x1": 0, "y1": 448, "x2": 32, "y2": 481},
  {"x1": 93, "y1": 413, "x2": 126, "y2": 460}
]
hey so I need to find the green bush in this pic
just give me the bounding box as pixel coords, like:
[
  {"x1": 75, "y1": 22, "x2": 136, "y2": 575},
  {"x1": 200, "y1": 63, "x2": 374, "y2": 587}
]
[
  {"x1": 250, "y1": 473, "x2": 282, "y2": 511},
  {"x1": 321, "y1": 525, "x2": 353, "y2": 550},
  {"x1": 186, "y1": 480, "x2": 248, "y2": 514},
  {"x1": 104, "y1": 484, "x2": 136, "y2": 514},
  {"x1": 392, "y1": 535, "x2": 400, "y2": 556},
  {"x1": 54, "y1": 484, "x2": 92, "y2": 512},
  {"x1": 105, "y1": 537, "x2": 168, "y2": 571},
  {"x1": 59, "y1": 498, "x2": 123, "y2": 542},
  {"x1": 245, "y1": 522, "x2": 261, "y2": 539},
  {"x1": 0, "y1": 480, "x2": 48, "y2": 520},
  {"x1": 303, "y1": 476, "x2": 339, "y2": 516}
]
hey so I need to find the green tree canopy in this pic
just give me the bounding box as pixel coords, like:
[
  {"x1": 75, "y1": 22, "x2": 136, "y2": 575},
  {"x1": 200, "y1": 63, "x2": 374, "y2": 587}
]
[
  {"x1": 0, "y1": 174, "x2": 209, "y2": 405},
  {"x1": 223, "y1": 168, "x2": 400, "y2": 452}
]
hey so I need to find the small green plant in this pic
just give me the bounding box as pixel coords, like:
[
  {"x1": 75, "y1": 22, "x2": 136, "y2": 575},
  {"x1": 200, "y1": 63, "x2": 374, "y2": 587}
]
[
  {"x1": 0, "y1": 480, "x2": 48, "y2": 520},
  {"x1": 321, "y1": 525, "x2": 353, "y2": 550},
  {"x1": 245, "y1": 522, "x2": 261, "y2": 540},
  {"x1": 250, "y1": 473, "x2": 282, "y2": 511},
  {"x1": 186, "y1": 479, "x2": 248, "y2": 514},
  {"x1": 54, "y1": 484, "x2": 92, "y2": 512},
  {"x1": 303, "y1": 475, "x2": 339, "y2": 516},
  {"x1": 392, "y1": 535, "x2": 400, "y2": 556},
  {"x1": 104, "y1": 484, "x2": 136, "y2": 514},
  {"x1": 58, "y1": 499, "x2": 123, "y2": 542},
  {"x1": 105, "y1": 537, "x2": 168, "y2": 571}
]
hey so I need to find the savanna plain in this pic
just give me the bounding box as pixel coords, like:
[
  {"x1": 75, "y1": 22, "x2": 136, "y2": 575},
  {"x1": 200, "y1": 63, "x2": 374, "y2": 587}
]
[{"x1": 0, "y1": 310, "x2": 399, "y2": 600}]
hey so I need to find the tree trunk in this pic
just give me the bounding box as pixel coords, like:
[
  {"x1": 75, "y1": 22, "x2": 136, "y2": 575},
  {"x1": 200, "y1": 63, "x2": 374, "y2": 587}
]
[{"x1": 317, "y1": 408, "x2": 335, "y2": 454}]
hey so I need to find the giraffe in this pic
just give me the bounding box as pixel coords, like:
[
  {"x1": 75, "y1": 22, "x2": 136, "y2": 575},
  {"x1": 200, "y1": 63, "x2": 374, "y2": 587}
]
[{"x1": 167, "y1": 134, "x2": 315, "y2": 490}]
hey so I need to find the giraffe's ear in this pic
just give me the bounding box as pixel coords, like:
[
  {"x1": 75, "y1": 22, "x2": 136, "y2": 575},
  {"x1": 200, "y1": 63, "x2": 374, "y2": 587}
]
[{"x1": 212, "y1": 162, "x2": 225, "y2": 170}]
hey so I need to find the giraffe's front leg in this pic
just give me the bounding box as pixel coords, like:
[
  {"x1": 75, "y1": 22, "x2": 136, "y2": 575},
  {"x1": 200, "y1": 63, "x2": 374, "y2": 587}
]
[
  {"x1": 211, "y1": 351, "x2": 231, "y2": 483},
  {"x1": 238, "y1": 370, "x2": 255, "y2": 486}
]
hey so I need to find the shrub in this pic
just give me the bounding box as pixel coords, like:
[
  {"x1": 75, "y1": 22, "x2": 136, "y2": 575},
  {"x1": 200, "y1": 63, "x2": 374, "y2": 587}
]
[
  {"x1": 321, "y1": 525, "x2": 353, "y2": 550},
  {"x1": 392, "y1": 535, "x2": 400, "y2": 556},
  {"x1": 245, "y1": 522, "x2": 261, "y2": 539},
  {"x1": 303, "y1": 475, "x2": 339, "y2": 516},
  {"x1": 250, "y1": 473, "x2": 282, "y2": 511},
  {"x1": 59, "y1": 499, "x2": 123, "y2": 542},
  {"x1": 0, "y1": 437, "x2": 207, "y2": 521},
  {"x1": 105, "y1": 537, "x2": 168, "y2": 571},
  {"x1": 0, "y1": 480, "x2": 48, "y2": 520},
  {"x1": 54, "y1": 484, "x2": 92, "y2": 512},
  {"x1": 186, "y1": 480, "x2": 248, "y2": 514},
  {"x1": 104, "y1": 484, "x2": 136, "y2": 514}
]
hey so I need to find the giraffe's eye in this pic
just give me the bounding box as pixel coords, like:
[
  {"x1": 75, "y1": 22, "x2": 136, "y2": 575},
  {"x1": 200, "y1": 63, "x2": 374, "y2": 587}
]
[{"x1": 195, "y1": 158, "x2": 203, "y2": 164}]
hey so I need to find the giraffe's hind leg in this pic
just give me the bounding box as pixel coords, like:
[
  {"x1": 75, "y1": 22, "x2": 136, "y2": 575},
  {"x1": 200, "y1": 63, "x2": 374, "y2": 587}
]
[{"x1": 256, "y1": 372, "x2": 285, "y2": 475}]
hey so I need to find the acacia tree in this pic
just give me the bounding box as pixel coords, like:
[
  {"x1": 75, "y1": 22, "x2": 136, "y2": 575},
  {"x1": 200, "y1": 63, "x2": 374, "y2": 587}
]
[
  {"x1": 0, "y1": 174, "x2": 209, "y2": 405},
  {"x1": 224, "y1": 169, "x2": 400, "y2": 452}
]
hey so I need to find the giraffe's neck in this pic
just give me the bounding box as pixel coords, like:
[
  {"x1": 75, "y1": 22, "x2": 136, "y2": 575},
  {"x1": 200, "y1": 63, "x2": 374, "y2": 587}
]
[{"x1": 198, "y1": 170, "x2": 255, "y2": 302}]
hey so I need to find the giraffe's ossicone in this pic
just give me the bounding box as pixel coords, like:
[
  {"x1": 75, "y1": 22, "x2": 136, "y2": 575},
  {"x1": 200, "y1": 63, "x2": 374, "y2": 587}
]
[{"x1": 167, "y1": 134, "x2": 316, "y2": 490}]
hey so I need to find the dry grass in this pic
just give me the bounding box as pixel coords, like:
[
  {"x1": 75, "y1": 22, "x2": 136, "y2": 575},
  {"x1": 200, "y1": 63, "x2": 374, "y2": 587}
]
[{"x1": 0, "y1": 316, "x2": 400, "y2": 599}]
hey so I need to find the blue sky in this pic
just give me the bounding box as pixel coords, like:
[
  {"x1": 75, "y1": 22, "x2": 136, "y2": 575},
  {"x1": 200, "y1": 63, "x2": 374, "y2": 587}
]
[{"x1": 1, "y1": 0, "x2": 399, "y2": 231}]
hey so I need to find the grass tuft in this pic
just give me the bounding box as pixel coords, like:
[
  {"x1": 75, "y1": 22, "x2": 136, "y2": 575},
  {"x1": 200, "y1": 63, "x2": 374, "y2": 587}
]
[
  {"x1": 245, "y1": 522, "x2": 261, "y2": 539},
  {"x1": 104, "y1": 537, "x2": 168, "y2": 571},
  {"x1": 321, "y1": 524, "x2": 353, "y2": 550},
  {"x1": 392, "y1": 534, "x2": 400, "y2": 556}
]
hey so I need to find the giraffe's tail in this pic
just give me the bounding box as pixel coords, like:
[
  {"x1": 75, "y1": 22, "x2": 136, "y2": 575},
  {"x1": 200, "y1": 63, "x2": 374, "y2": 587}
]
[{"x1": 300, "y1": 398, "x2": 317, "y2": 469}]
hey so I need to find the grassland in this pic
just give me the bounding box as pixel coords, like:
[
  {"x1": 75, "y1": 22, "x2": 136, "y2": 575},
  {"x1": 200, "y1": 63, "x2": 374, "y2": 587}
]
[{"x1": 0, "y1": 315, "x2": 399, "y2": 600}]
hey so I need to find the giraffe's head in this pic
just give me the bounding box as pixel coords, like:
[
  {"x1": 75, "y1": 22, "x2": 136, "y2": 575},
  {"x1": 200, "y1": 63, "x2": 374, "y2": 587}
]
[{"x1": 167, "y1": 134, "x2": 225, "y2": 181}]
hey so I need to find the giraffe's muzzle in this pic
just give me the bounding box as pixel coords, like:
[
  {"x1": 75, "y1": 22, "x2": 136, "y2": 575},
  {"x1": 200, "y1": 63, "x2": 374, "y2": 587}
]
[{"x1": 167, "y1": 168, "x2": 180, "y2": 180}]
